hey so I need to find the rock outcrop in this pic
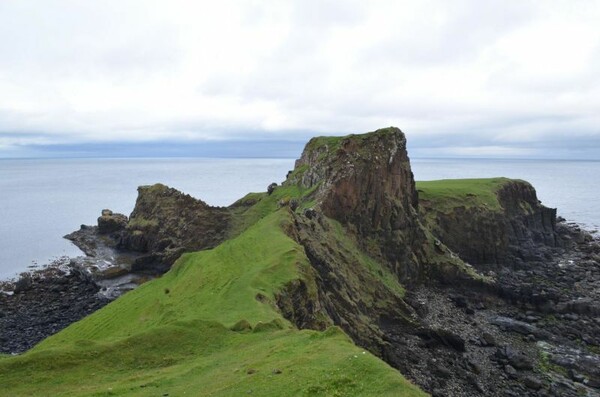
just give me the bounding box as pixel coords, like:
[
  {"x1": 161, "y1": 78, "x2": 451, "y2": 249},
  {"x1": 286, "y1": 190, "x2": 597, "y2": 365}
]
[
  {"x1": 118, "y1": 184, "x2": 232, "y2": 272},
  {"x1": 97, "y1": 209, "x2": 128, "y2": 234},
  {"x1": 288, "y1": 127, "x2": 465, "y2": 284},
  {"x1": 418, "y1": 178, "x2": 558, "y2": 268},
  {"x1": 277, "y1": 128, "x2": 484, "y2": 371}
]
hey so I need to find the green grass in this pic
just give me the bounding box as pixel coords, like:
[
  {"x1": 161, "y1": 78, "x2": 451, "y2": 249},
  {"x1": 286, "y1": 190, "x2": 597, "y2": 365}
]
[
  {"x1": 230, "y1": 184, "x2": 318, "y2": 236},
  {"x1": 416, "y1": 177, "x2": 514, "y2": 213},
  {"x1": 306, "y1": 136, "x2": 345, "y2": 152},
  {"x1": 0, "y1": 210, "x2": 424, "y2": 396},
  {"x1": 1, "y1": 322, "x2": 423, "y2": 397},
  {"x1": 305, "y1": 127, "x2": 400, "y2": 155},
  {"x1": 126, "y1": 217, "x2": 159, "y2": 229}
]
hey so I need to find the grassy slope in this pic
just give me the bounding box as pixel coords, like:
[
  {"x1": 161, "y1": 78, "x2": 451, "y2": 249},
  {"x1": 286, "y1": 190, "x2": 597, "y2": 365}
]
[
  {"x1": 416, "y1": 177, "x2": 514, "y2": 213},
  {"x1": 0, "y1": 209, "x2": 425, "y2": 397}
]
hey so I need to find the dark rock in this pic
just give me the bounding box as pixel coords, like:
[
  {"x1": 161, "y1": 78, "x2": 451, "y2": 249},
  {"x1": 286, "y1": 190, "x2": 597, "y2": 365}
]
[
  {"x1": 433, "y1": 365, "x2": 452, "y2": 379},
  {"x1": 1, "y1": 261, "x2": 110, "y2": 354},
  {"x1": 586, "y1": 377, "x2": 600, "y2": 389},
  {"x1": 557, "y1": 299, "x2": 600, "y2": 316},
  {"x1": 450, "y1": 294, "x2": 468, "y2": 308},
  {"x1": 97, "y1": 209, "x2": 128, "y2": 234},
  {"x1": 481, "y1": 332, "x2": 496, "y2": 346},
  {"x1": 419, "y1": 178, "x2": 558, "y2": 268},
  {"x1": 466, "y1": 357, "x2": 482, "y2": 374},
  {"x1": 524, "y1": 376, "x2": 543, "y2": 390},
  {"x1": 14, "y1": 274, "x2": 33, "y2": 293},
  {"x1": 431, "y1": 389, "x2": 445, "y2": 397},
  {"x1": 303, "y1": 208, "x2": 317, "y2": 219},
  {"x1": 417, "y1": 328, "x2": 466, "y2": 352},
  {"x1": 496, "y1": 346, "x2": 534, "y2": 370},
  {"x1": 504, "y1": 365, "x2": 518, "y2": 378},
  {"x1": 267, "y1": 183, "x2": 277, "y2": 195},
  {"x1": 118, "y1": 184, "x2": 231, "y2": 272},
  {"x1": 492, "y1": 316, "x2": 537, "y2": 335}
]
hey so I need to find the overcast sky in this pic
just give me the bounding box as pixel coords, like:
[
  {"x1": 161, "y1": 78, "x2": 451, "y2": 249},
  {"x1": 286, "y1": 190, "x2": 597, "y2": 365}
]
[{"x1": 1, "y1": 0, "x2": 599, "y2": 159}]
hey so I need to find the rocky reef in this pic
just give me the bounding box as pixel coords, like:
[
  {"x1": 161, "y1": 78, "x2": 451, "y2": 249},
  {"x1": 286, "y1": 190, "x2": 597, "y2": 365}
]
[{"x1": 2, "y1": 127, "x2": 599, "y2": 396}]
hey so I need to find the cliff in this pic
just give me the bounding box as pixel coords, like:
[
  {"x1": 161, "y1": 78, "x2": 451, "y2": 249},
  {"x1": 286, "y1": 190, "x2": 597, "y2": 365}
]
[
  {"x1": 417, "y1": 178, "x2": 558, "y2": 268},
  {"x1": 287, "y1": 127, "x2": 474, "y2": 284}
]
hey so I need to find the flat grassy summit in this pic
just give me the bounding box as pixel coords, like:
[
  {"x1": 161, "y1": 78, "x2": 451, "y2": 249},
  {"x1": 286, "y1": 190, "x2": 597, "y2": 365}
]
[{"x1": 417, "y1": 178, "x2": 515, "y2": 212}]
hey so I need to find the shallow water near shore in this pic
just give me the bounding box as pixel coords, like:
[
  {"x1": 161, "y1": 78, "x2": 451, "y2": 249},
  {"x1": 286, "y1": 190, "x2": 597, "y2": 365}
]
[{"x1": 0, "y1": 157, "x2": 598, "y2": 279}]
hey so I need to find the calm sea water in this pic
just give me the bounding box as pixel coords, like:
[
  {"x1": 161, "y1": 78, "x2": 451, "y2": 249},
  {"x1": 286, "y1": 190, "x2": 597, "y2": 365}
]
[
  {"x1": 0, "y1": 157, "x2": 598, "y2": 279},
  {"x1": 0, "y1": 158, "x2": 296, "y2": 279}
]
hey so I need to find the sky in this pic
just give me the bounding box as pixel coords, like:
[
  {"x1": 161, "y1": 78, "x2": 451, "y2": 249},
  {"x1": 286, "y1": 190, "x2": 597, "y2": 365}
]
[{"x1": 0, "y1": 0, "x2": 599, "y2": 159}]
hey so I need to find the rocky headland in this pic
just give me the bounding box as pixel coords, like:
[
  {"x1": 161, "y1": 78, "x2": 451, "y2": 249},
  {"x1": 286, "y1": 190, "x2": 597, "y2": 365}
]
[{"x1": 1, "y1": 127, "x2": 599, "y2": 396}]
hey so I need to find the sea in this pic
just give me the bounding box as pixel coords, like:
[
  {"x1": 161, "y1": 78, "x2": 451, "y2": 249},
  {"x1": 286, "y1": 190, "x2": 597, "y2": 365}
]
[{"x1": 0, "y1": 157, "x2": 598, "y2": 279}]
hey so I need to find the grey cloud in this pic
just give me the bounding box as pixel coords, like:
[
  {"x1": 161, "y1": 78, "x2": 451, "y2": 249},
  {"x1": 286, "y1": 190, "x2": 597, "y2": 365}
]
[{"x1": 0, "y1": 0, "x2": 599, "y2": 159}]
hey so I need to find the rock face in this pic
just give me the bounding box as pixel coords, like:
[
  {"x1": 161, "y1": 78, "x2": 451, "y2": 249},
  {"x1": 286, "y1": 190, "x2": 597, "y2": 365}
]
[
  {"x1": 118, "y1": 184, "x2": 231, "y2": 272},
  {"x1": 419, "y1": 179, "x2": 558, "y2": 268},
  {"x1": 279, "y1": 128, "x2": 481, "y2": 369},
  {"x1": 293, "y1": 128, "x2": 418, "y2": 230},
  {"x1": 289, "y1": 127, "x2": 432, "y2": 283}
]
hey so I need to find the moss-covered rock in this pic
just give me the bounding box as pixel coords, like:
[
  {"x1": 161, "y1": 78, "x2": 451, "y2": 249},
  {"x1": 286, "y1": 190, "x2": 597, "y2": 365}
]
[{"x1": 119, "y1": 183, "x2": 232, "y2": 271}]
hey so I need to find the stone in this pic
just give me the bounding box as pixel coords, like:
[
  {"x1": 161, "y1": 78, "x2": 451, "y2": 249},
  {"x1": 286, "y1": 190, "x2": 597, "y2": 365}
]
[
  {"x1": 14, "y1": 274, "x2": 33, "y2": 293},
  {"x1": 481, "y1": 332, "x2": 496, "y2": 346},
  {"x1": 303, "y1": 208, "x2": 317, "y2": 219},
  {"x1": 492, "y1": 316, "x2": 537, "y2": 335},
  {"x1": 97, "y1": 210, "x2": 128, "y2": 234},
  {"x1": 524, "y1": 375, "x2": 543, "y2": 390},
  {"x1": 504, "y1": 365, "x2": 517, "y2": 378},
  {"x1": 496, "y1": 346, "x2": 534, "y2": 370}
]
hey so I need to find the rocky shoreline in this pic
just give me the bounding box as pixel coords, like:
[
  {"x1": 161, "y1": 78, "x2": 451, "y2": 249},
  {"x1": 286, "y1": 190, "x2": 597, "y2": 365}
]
[
  {"x1": 0, "y1": 216, "x2": 156, "y2": 354},
  {"x1": 386, "y1": 220, "x2": 600, "y2": 397},
  {"x1": 0, "y1": 258, "x2": 110, "y2": 353}
]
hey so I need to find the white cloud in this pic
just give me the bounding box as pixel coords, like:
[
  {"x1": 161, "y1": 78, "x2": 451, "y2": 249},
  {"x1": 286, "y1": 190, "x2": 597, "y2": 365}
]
[{"x1": 0, "y1": 0, "x2": 599, "y2": 157}]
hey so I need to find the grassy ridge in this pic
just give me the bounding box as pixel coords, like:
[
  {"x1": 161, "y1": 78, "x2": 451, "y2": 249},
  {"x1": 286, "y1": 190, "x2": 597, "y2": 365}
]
[{"x1": 0, "y1": 210, "x2": 425, "y2": 396}]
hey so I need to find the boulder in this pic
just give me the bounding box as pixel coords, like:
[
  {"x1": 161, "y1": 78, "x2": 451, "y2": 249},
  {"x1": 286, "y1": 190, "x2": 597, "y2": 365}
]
[{"x1": 97, "y1": 209, "x2": 128, "y2": 234}]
